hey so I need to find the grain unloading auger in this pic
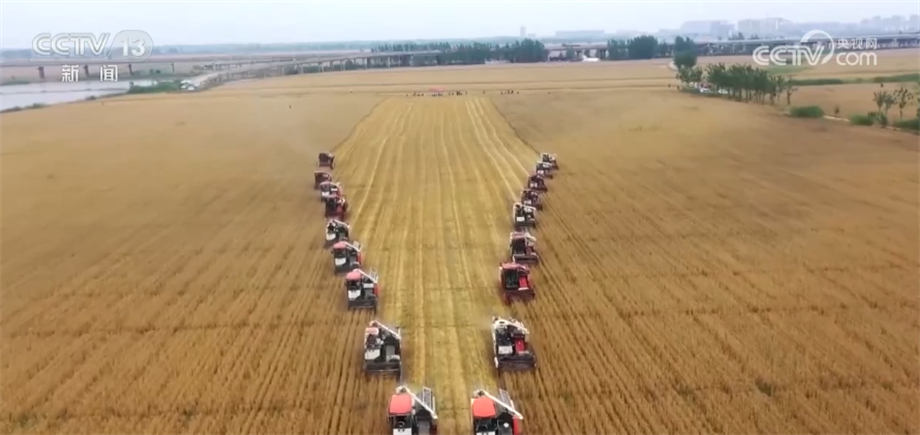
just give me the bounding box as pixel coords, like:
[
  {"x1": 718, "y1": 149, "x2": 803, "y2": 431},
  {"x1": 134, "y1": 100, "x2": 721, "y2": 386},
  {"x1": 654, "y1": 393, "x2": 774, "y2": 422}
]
[
  {"x1": 470, "y1": 389, "x2": 523, "y2": 435},
  {"x1": 363, "y1": 320, "x2": 402, "y2": 377},
  {"x1": 388, "y1": 385, "x2": 439, "y2": 435}
]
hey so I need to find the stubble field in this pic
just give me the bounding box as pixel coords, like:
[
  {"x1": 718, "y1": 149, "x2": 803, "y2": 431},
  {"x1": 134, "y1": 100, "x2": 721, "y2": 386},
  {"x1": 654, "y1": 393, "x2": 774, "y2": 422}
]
[{"x1": 2, "y1": 59, "x2": 919, "y2": 435}]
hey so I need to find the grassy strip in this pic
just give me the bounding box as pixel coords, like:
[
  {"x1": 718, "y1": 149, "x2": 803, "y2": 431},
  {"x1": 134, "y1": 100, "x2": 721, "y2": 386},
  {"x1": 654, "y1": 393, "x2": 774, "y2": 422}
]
[{"x1": 790, "y1": 73, "x2": 920, "y2": 87}]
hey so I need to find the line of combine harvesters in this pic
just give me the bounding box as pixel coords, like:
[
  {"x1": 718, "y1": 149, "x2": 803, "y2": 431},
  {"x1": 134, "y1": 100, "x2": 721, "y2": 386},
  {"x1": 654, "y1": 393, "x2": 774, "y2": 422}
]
[{"x1": 312, "y1": 151, "x2": 559, "y2": 435}]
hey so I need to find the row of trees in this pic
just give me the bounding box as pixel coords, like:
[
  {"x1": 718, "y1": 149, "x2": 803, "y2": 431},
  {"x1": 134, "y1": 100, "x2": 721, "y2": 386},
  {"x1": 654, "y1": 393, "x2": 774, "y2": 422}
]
[
  {"x1": 371, "y1": 39, "x2": 547, "y2": 64},
  {"x1": 676, "y1": 63, "x2": 799, "y2": 105},
  {"x1": 869, "y1": 85, "x2": 918, "y2": 126}
]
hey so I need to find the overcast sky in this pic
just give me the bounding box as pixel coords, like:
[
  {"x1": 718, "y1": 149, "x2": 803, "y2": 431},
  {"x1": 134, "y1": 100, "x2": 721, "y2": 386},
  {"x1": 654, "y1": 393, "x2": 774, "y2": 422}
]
[{"x1": 1, "y1": 1, "x2": 918, "y2": 47}]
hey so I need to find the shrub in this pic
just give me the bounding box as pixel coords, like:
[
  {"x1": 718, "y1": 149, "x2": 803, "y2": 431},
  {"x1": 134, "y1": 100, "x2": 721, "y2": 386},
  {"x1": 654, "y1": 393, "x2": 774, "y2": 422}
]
[
  {"x1": 789, "y1": 105, "x2": 825, "y2": 118},
  {"x1": 849, "y1": 114, "x2": 875, "y2": 126},
  {"x1": 894, "y1": 117, "x2": 920, "y2": 131}
]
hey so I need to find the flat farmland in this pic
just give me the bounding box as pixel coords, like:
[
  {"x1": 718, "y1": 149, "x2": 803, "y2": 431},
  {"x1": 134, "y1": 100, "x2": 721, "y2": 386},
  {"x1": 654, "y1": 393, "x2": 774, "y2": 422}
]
[
  {"x1": 795, "y1": 82, "x2": 920, "y2": 118},
  {"x1": 3, "y1": 60, "x2": 920, "y2": 435}
]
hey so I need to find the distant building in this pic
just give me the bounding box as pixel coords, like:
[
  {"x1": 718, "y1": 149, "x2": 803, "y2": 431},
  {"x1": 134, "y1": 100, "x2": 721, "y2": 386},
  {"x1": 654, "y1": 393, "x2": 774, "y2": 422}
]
[
  {"x1": 554, "y1": 30, "x2": 606, "y2": 39},
  {"x1": 526, "y1": 33, "x2": 537, "y2": 39},
  {"x1": 520, "y1": 26, "x2": 526, "y2": 38},
  {"x1": 737, "y1": 17, "x2": 791, "y2": 37}
]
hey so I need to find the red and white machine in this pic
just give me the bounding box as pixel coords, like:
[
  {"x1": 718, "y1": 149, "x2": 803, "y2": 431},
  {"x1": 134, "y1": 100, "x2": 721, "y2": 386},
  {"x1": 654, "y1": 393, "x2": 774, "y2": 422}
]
[
  {"x1": 508, "y1": 232, "x2": 539, "y2": 264},
  {"x1": 331, "y1": 241, "x2": 362, "y2": 273},
  {"x1": 346, "y1": 268, "x2": 379, "y2": 310},
  {"x1": 388, "y1": 386, "x2": 439, "y2": 435},
  {"x1": 498, "y1": 262, "x2": 534, "y2": 303},
  {"x1": 318, "y1": 152, "x2": 336, "y2": 169},
  {"x1": 491, "y1": 316, "x2": 536, "y2": 371},
  {"x1": 470, "y1": 389, "x2": 523, "y2": 435}
]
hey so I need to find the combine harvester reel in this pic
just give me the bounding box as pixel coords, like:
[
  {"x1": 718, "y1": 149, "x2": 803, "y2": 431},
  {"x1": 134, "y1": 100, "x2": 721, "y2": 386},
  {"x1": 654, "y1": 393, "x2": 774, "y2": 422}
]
[
  {"x1": 319, "y1": 181, "x2": 343, "y2": 201},
  {"x1": 534, "y1": 161, "x2": 554, "y2": 179},
  {"x1": 363, "y1": 320, "x2": 402, "y2": 377},
  {"x1": 512, "y1": 203, "x2": 537, "y2": 230},
  {"x1": 519, "y1": 189, "x2": 543, "y2": 211},
  {"x1": 470, "y1": 389, "x2": 523, "y2": 435},
  {"x1": 318, "y1": 152, "x2": 336, "y2": 169},
  {"x1": 388, "y1": 385, "x2": 439, "y2": 435},
  {"x1": 324, "y1": 219, "x2": 350, "y2": 247},
  {"x1": 324, "y1": 196, "x2": 349, "y2": 220},
  {"x1": 491, "y1": 316, "x2": 536, "y2": 372},
  {"x1": 345, "y1": 268, "x2": 379, "y2": 311},
  {"x1": 314, "y1": 171, "x2": 332, "y2": 190},
  {"x1": 526, "y1": 174, "x2": 547, "y2": 192},
  {"x1": 331, "y1": 241, "x2": 362, "y2": 273},
  {"x1": 539, "y1": 152, "x2": 558, "y2": 170},
  {"x1": 498, "y1": 262, "x2": 535, "y2": 304},
  {"x1": 508, "y1": 232, "x2": 539, "y2": 264}
]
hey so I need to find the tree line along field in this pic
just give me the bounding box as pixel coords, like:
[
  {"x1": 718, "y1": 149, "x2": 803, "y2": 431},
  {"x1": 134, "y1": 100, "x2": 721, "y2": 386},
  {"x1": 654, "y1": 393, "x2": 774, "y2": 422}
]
[{"x1": 2, "y1": 60, "x2": 919, "y2": 434}]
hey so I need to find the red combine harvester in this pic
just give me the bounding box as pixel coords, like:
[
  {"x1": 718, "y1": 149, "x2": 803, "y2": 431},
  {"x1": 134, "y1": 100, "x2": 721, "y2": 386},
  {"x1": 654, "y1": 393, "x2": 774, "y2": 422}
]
[
  {"x1": 498, "y1": 263, "x2": 534, "y2": 303},
  {"x1": 470, "y1": 389, "x2": 523, "y2": 435},
  {"x1": 519, "y1": 189, "x2": 543, "y2": 211},
  {"x1": 319, "y1": 181, "x2": 343, "y2": 201},
  {"x1": 491, "y1": 316, "x2": 536, "y2": 371},
  {"x1": 388, "y1": 386, "x2": 439, "y2": 435},
  {"x1": 325, "y1": 219, "x2": 350, "y2": 247},
  {"x1": 318, "y1": 152, "x2": 336, "y2": 169},
  {"x1": 509, "y1": 232, "x2": 539, "y2": 264},
  {"x1": 314, "y1": 171, "x2": 332, "y2": 189},
  {"x1": 534, "y1": 161, "x2": 554, "y2": 179},
  {"x1": 346, "y1": 268, "x2": 379, "y2": 311},
  {"x1": 526, "y1": 174, "x2": 547, "y2": 192},
  {"x1": 324, "y1": 195, "x2": 349, "y2": 219},
  {"x1": 363, "y1": 320, "x2": 402, "y2": 376},
  {"x1": 331, "y1": 241, "x2": 362, "y2": 273},
  {"x1": 512, "y1": 203, "x2": 537, "y2": 230},
  {"x1": 540, "y1": 152, "x2": 558, "y2": 169}
]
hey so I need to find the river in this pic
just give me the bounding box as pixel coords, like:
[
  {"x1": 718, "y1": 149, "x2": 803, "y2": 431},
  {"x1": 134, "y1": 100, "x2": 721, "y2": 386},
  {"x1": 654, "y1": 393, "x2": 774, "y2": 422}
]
[{"x1": 0, "y1": 79, "x2": 155, "y2": 111}]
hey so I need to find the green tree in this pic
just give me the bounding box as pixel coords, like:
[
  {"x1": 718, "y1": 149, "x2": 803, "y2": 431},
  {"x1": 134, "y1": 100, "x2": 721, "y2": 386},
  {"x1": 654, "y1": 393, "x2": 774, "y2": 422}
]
[
  {"x1": 894, "y1": 87, "x2": 914, "y2": 120},
  {"x1": 627, "y1": 35, "x2": 659, "y2": 60}
]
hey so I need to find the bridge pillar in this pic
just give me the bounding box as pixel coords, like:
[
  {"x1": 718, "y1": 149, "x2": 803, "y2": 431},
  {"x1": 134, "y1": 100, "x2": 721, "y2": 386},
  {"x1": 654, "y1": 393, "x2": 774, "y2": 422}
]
[
  {"x1": 171, "y1": 63, "x2": 176, "y2": 74},
  {"x1": 83, "y1": 64, "x2": 90, "y2": 77},
  {"x1": 299, "y1": 64, "x2": 304, "y2": 74},
  {"x1": 37, "y1": 66, "x2": 45, "y2": 80},
  {"x1": 128, "y1": 63, "x2": 134, "y2": 76},
  {"x1": 386, "y1": 57, "x2": 391, "y2": 68}
]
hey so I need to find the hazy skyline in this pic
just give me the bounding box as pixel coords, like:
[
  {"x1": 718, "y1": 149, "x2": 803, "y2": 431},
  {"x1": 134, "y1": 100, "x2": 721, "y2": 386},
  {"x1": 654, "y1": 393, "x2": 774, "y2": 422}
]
[{"x1": 1, "y1": 1, "x2": 918, "y2": 48}]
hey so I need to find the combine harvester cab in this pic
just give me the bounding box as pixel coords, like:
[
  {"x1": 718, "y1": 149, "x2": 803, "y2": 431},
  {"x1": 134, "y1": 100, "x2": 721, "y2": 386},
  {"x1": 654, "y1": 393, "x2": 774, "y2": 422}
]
[
  {"x1": 512, "y1": 203, "x2": 537, "y2": 230},
  {"x1": 318, "y1": 152, "x2": 336, "y2": 169},
  {"x1": 324, "y1": 196, "x2": 349, "y2": 219},
  {"x1": 498, "y1": 263, "x2": 535, "y2": 303},
  {"x1": 470, "y1": 389, "x2": 523, "y2": 435},
  {"x1": 519, "y1": 189, "x2": 543, "y2": 211},
  {"x1": 314, "y1": 171, "x2": 332, "y2": 190},
  {"x1": 325, "y1": 219, "x2": 350, "y2": 247},
  {"x1": 319, "y1": 181, "x2": 342, "y2": 201},
  {"x1": 508, "y1": 232, "x2": 539, "y2": 264},
  {"x1": 346, "y1": 268, "x2": 379, "y2": 311},
  {"x1": 534, "y1": 161, "x2": 554, "y2": 179},
  {"x1": 363, "y1": 320, "x2": 402, "y2": 376},
  {"x1": 331, "y1": 241, "x2": 362, "y2": 273},
  {"x1": 491, "y1": 316, "x2": 537, "y2": 371},
  {"x1": 388, "y1": 386, "x2": 439, "y2": 435},
  {"x1": 526, "y1": 174, "x2": 547, "y2": 192},
  {"x1": 539, "y1": 152, "x2": 558, "y2": 170}
]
